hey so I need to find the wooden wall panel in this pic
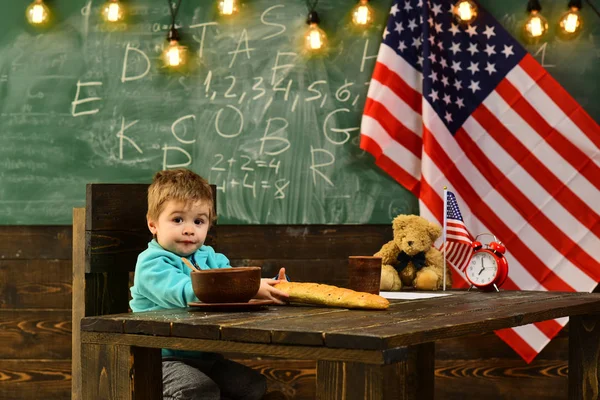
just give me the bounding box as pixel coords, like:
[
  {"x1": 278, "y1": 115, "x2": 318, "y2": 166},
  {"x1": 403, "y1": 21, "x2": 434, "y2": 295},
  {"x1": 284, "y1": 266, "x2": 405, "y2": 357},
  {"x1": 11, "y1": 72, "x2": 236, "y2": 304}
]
[
  {"x1": 0, "y1": 360, "x2": 71, "y2": 400},
  {"x1": 0, "y1": 226, "x2": 72, "y2": 260},
  {"x1": 0, "y1": 260, "x2": 72, "y2": 309},
  {"x1": 0, "y1": 225, "x2": 579, "y2": 399},
  {"x1": 0, "y1": 226, "x2": 72, "y2": 400}
]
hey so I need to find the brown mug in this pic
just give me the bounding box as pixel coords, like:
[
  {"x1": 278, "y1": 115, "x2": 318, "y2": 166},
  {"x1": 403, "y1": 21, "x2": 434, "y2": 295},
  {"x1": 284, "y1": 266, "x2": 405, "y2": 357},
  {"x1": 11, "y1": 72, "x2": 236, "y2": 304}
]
[{"x1": 348, "y1": 256, "x2": 382, "y2": 295}]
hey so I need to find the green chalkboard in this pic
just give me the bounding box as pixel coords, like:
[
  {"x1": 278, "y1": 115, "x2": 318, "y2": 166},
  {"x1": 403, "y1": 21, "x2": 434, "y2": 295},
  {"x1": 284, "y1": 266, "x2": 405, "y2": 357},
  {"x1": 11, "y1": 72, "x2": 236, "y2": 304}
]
[{"x1": 0, "y1": 0, "x2": 598, "y2": 225}]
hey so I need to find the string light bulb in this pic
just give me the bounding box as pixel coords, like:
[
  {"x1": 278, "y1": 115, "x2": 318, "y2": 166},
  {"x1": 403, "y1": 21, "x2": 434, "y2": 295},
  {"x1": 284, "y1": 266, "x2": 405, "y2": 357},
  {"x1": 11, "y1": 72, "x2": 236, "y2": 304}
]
[
  {"x1": 559, "y1": 0, "x2": 583, "y2": 37},
  {"x1": 352, "y1": 0, "x2": 374, "y2": 27},
  {"x1": 26, "y1": 0, "x2": 50, "y2": 26},
  {"x1": 305, "y1": 11, "x2": 327, "y2": 52},
  {"x1": 453, "y1": 0, "x2": 478, "y2": 24},
  {"x1": 163, "y1": 28, "x2": 187, "y2": 69},
  {"x1": 524, "y1": 0, "x2": 548, "y2": 39},
  {"x1": 218, "y1": 0, "x2": 239, "y2": 16},
  {"x1": 101, "y1": 0, "x2": 125, "y2": 23}
]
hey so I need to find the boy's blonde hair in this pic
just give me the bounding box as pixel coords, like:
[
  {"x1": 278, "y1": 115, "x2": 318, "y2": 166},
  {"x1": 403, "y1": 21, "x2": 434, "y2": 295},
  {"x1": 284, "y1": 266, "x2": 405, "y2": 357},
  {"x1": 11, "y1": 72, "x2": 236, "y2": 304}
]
[{"x1": 147, "y1": 169, "x2": 215, "y2": 224}]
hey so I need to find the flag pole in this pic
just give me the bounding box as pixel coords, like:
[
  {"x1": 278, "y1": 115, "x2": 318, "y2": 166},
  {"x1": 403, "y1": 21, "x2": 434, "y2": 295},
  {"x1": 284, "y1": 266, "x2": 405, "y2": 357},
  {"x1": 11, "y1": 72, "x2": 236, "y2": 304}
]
[{"x1": 442, "y1": 186, "x2": 448, "y2": 291}]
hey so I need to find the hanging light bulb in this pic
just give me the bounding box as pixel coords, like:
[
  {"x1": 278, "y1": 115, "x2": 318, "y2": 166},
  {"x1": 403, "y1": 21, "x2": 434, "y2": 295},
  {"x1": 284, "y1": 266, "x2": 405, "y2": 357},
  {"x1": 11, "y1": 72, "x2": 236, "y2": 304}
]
[
  {"x1": 524, "y1": 0, "x2": 548, "y2": 39},
  {"x1": 559, "y1": 0, "x2": 583, "y2": 37},
  {"x1": 352, "y1": 0, "x2": 374, "y2": 27},
  {"x1": 101, "y1": 0, "x2": 125, "y2": 23},
  {"x1": 525, "y1": 12, "x2": 548, "y2": 38},
  {"x1": 453, "y1": 0, "x2": 478, "y2": 24},
  {"x1": 26, "y1": 0, "x2": 50, "y2": 26},
  {"x1": 305, "y1": 11, "x2": 327, "y2": 52},
  {"x1": 163, "y1": 28, "x2": 187, "y2": 69},
  {"x1": 218, "y1": 0, "x2": 239, "y2": 16}
]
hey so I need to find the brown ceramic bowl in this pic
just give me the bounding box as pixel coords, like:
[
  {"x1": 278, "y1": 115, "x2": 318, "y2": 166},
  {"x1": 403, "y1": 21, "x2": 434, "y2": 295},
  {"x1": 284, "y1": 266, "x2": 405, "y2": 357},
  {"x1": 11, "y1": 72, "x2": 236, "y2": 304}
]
[{"x1": 191, "y1": 267, "x2": 261, "y2": 303}]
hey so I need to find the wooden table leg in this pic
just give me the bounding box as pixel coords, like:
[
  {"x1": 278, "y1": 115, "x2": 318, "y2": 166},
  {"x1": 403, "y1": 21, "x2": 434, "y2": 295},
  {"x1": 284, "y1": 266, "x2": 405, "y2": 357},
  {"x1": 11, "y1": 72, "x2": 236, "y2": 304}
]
[
  {"x1": 316, "y1": 343, "x2": 434, "y2": 400},
  {"x1": 569, "y1": 314, "x2": 600, "y2": 400},
  {"x1": 81, "y1": 342, "x2": 162, "y2": 400}
]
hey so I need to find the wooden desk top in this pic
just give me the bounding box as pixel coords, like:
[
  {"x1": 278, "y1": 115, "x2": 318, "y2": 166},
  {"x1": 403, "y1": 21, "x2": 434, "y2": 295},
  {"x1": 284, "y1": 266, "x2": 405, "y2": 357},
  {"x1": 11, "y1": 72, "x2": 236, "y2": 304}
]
[{"x1": 81, "y1": 290, "x2": 600, "y2": 352}]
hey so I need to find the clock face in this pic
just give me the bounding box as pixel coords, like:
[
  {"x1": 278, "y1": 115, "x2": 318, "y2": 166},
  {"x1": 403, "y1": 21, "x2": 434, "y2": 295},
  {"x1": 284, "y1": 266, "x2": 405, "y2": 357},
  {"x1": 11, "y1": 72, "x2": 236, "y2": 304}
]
[{"x1": 466, "y1": 251, "x2": 498, "y2": 286}]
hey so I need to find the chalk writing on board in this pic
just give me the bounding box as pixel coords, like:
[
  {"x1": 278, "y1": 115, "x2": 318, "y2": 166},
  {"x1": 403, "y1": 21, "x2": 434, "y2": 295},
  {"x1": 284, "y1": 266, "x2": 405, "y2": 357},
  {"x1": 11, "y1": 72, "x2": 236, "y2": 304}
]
[{"x1": 15, "y1": 0, "x2": 600, "y2": 225}]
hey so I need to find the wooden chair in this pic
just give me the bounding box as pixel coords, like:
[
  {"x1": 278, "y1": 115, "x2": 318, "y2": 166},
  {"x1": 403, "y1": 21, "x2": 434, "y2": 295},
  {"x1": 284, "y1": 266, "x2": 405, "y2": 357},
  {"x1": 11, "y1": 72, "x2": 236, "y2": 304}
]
[{"x1": 71, "y1": 183, "x2": 216, "y2": 400}]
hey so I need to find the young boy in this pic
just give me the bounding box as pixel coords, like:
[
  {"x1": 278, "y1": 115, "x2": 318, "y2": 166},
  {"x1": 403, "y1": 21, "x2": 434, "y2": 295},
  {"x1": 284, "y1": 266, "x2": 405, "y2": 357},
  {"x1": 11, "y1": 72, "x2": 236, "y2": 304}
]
[{"x1": 130, "y1": 168, "x2": 288, "y2": 400}]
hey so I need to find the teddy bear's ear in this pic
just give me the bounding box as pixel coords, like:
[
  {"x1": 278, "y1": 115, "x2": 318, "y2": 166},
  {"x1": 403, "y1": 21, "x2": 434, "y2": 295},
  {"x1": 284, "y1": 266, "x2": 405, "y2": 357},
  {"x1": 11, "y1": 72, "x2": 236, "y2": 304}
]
[
  {"x1": 427, "y1": 221, "x2": 442, "y2": 241},
  {"x1": 392, "y1": 214, "x2": 410, "y2": 231}
]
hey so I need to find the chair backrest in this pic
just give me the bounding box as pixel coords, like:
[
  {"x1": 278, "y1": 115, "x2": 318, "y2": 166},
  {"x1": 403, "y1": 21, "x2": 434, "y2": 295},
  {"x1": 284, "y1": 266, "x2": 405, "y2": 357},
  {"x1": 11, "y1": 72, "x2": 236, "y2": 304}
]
[{"x1": 71, "y1": 183, "x2": 216, "y2": 400}]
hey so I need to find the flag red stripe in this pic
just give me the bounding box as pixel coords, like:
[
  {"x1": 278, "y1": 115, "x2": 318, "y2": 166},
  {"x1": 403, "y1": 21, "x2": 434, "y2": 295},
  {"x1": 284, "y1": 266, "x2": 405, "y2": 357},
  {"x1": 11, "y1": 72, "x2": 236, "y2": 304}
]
[
  {"x1": 418, "y1": 178, "x2": 443, "y2": 223},
  {"x1": 371, "y1": 61, "x2": 422, "y2": 113},
  {"x1": 359, "y1": 135, "x2": 421, "y2": 196},
  {"x1": 451, "y1": 265, "x2": 469, "y2": 287},
  {"x1": 495, "y1": 79, "x2": 600, "y2": 196},
  {"x1": 519, "y1": 54, "x2": 600, "y2": 149},
  {"x1": 363, "y1": 98, "x2": 422, "y2": 157},
  {"x1": 533, "y1": 319, "x2": 563, "y2": 339},
  {"x1": 494, "y1": 327, "x2": 539, "y2": 364},
  {"x1": 459, "y1": 113, "x2": 600, "y2": 282},
  {"x1": 424, "y1": 126, "x2": 574, "y2": 291}
]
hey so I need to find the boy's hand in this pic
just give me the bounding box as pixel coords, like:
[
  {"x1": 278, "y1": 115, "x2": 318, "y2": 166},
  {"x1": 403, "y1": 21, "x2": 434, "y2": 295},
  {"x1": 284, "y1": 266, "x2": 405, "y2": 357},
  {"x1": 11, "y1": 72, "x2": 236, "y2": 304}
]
[
  {"x1": 277, "y1": 267, "x2": 287, "y2": 281},
  {"x1": 254, "y1": 268, "x2": 289, "y2": 304}
]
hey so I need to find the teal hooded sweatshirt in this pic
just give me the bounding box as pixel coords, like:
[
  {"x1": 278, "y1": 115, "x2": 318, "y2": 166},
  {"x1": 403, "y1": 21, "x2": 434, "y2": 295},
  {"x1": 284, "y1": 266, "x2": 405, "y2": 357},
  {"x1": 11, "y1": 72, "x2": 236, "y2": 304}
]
[{"x1": 130, "y1": 239, "x2": 230, "y2": 359}]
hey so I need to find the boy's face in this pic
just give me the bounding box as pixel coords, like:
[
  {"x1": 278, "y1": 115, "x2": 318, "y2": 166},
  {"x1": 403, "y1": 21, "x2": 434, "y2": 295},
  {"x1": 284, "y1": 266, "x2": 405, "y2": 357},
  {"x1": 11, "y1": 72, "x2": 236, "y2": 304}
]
[{"x1": 147, "y1": 199, "x2": 211, "y2": 257}]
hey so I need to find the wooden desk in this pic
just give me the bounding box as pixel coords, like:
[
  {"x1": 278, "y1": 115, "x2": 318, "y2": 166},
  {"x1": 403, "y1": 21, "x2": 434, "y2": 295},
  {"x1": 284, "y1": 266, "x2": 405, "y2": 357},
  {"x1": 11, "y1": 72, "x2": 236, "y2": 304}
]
[{"x1": 80, "y1": 290, "x2": 600, "y2": 400}]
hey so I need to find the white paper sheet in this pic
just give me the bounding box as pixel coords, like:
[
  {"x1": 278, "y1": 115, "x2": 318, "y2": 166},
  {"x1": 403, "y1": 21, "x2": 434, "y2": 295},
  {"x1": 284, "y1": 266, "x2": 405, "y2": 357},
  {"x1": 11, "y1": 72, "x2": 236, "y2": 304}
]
[{"x1": 380, "y1": 291, "x2": 454, "y2": 300}]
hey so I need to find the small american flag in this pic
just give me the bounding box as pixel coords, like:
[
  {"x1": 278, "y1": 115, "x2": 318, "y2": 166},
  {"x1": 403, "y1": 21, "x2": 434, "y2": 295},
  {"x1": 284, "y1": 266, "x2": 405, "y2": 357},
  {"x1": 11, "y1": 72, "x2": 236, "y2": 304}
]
[
  {"x1": 441, "y1": 189, "x2": 473, "y2": 272},
  {"x1": 360, "y1": 0, "x2": 600, "y2": 363}
]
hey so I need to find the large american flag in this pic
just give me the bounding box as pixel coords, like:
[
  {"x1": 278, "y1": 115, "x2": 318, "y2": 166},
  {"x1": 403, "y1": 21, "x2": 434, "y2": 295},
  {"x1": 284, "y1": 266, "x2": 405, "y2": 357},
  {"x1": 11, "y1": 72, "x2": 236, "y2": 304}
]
[
  {"x1": 441, "y1": 189, "x2": 473, "y2": 272},
  {"x1": 360, "y1": 0, "x2": 600, "y2": 363}
]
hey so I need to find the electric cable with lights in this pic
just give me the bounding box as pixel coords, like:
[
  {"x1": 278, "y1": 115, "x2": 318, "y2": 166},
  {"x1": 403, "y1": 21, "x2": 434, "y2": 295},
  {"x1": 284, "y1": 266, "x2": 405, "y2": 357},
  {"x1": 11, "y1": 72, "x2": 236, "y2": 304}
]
[
  {"x1": 26, "y1": 0, "x2": 50, "y2": 26},
  {"x1": 305, "y1": 0, "x2": 327, "y2": 52},
  {"x1": 163, "y1": 0, "x2": 187, "y2": 68},
  {"x1": 524, "y1": 0, "x2": 548, "y2": 39},
  {"x1": 352, "y1": 0, "x2": 374, "y2": 27},
  {"x1": 218, "y1": 0, "x2": 239, "y2": 16},
  {"x1": 102, "y1": 0, "x2": 125, "y2": 23}
]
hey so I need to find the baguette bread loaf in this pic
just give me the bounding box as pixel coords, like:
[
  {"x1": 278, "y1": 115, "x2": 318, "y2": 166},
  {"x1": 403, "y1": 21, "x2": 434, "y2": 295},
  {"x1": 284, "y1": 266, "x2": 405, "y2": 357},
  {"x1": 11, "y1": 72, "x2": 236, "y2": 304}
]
[{"x1": 274, "y1": 281, "x2": 389, "y2": 310}]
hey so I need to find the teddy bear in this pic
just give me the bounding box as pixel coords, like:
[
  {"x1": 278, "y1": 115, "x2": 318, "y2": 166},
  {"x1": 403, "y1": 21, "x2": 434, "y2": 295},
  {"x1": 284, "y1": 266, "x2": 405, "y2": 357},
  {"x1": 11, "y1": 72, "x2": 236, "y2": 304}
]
[{"x1": 375, "y1": 214, "x2": 452, "y2": 291}]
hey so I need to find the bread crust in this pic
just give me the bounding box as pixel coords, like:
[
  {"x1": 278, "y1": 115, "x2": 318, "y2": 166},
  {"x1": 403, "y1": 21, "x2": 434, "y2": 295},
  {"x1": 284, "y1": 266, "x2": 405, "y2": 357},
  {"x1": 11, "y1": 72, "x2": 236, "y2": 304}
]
[{"x1": 274, "y1": 282, "x2": 389, "y2": 310}]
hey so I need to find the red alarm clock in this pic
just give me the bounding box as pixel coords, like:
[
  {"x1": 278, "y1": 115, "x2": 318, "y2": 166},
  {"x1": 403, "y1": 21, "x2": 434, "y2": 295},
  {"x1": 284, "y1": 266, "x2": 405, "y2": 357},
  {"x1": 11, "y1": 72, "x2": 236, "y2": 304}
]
[{"x1": 465, "y1": 233, "x2": 509, "y2": 292}]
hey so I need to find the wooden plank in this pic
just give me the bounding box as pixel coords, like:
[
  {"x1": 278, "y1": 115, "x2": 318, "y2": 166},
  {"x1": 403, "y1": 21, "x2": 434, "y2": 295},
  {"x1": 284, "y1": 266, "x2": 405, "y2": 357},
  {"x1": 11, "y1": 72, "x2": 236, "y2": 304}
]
[
  {"x1": 568, "y1": 314, "x2": 600, "y2": 400},
  {"x1": 83, "y1": 306, "x2": 345, "y2": 342},
  {"x1": 435, "y1": 358, "x2": 567, "y2": 399},
  {"x1": 131, "y1": 347, "x2": 162, "y2": 400},
  {"x1": 233, "y1": 358, "x2": 316, "y2": 400},
  {"x1": 233, "y1": 356, "x2": 571, "y2": 400},
  {"x1": 81, "y1": 343, "x2": 133, "y2": 400},
  {"x1": 81, "y1": 331, "x2": 386, "y2": 365},
  {"x1": 218, "y1": 225, "x2": 392, "y2": 260},
  {"x1": 316, "y1": 343, "x2": 433, "y2": 400},
  {"x1": 234, "y1": 356, "x2": 569, "y2": 400},
  {"x1": 327, "y1": 294, "x2": 600, "y2": 349},
  {"x1": 0, "y1": 225, "x2": 72, "y2": 260},
  {"x1": 86, "y1": 184, "x2": 149, "y2": 231},
  {"x1": 86, "y1": 230, "x2": 152, "y2": 274},
  {"x1": 0, "y1": 310, "x2": 71, "y2": 359},
  {"x1": 435, "y1": 329, "x2": 569, "y2": 360},
  {"x1": 0, "y1": 359, "x2": 71, "y2": 400},
  {"x1": 0, "y1": 259, "x2": 72, "y2": 309},
  {"x1": 213, "y1": 307, "x2": 346, "y2": 344},
  {"x1": 72, "y1": 208, "x2": 86, "y2": 400},
  {"x1": 84, "y1": 272, "x2": 131, "y2": 319},
  {"x1": 222, "y1": 291, "x2": 555, "y2": 346}
]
